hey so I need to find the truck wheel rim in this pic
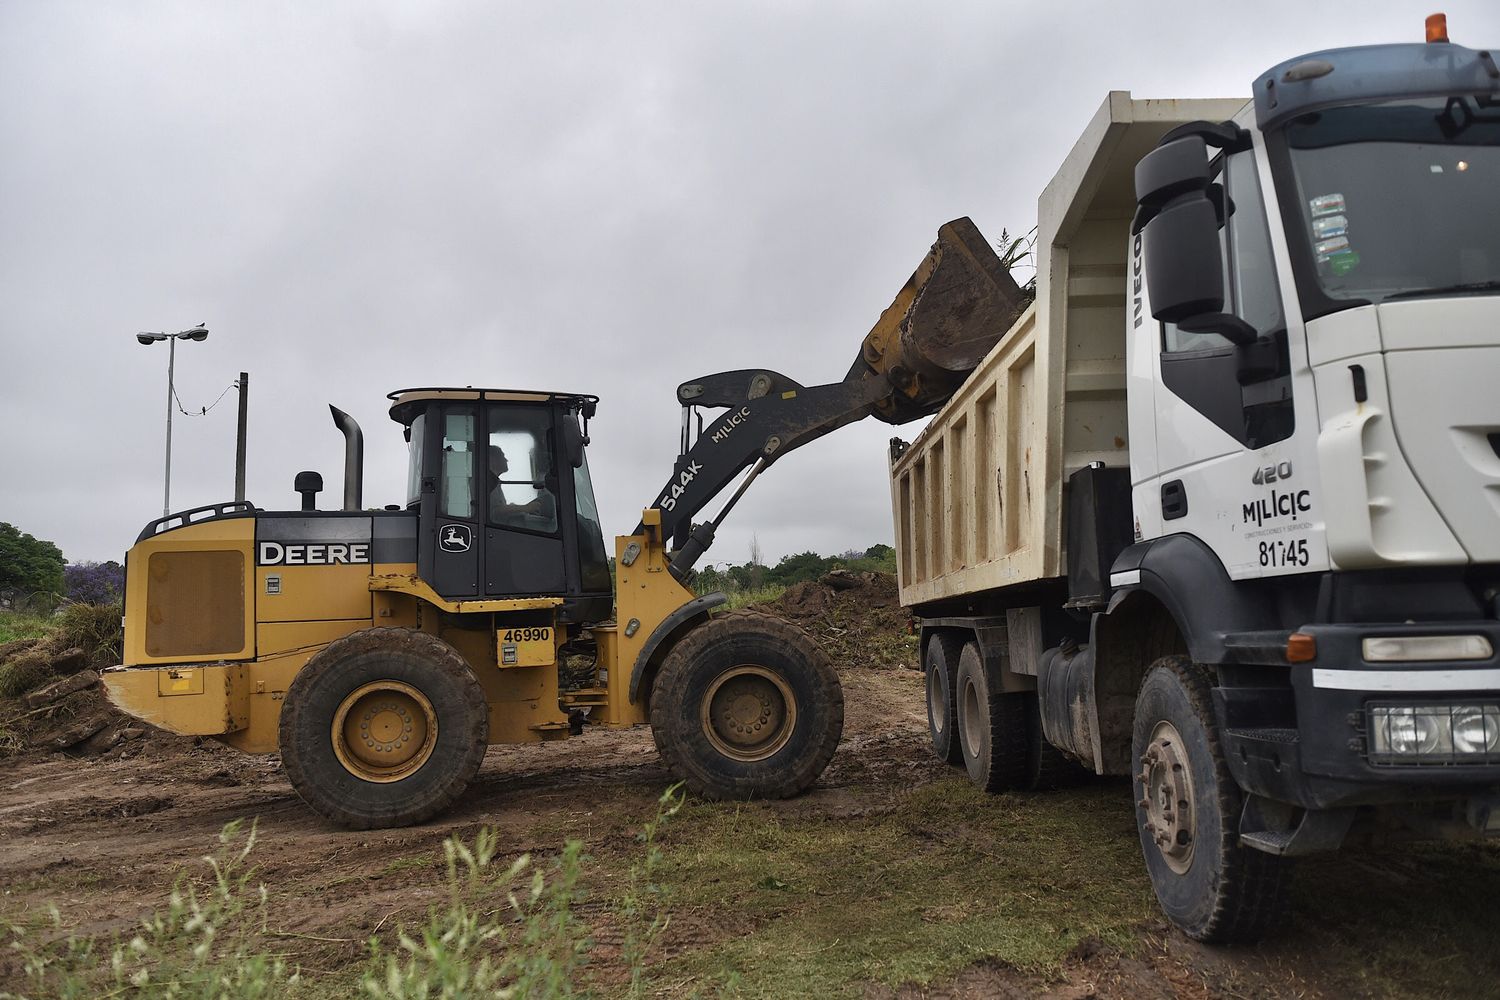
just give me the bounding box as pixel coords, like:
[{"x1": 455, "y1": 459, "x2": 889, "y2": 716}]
[
  {"x1": 961, "y1": 676, "x2": 982, "y2": 759},
  {"x1": 701, "y1": 666, "x2": 797, "y2": 762},
  {"x1": 927, "y1": 666, "x2": 946, "y2": 737},
  {"x1": 332, "y1": 681, "x2": 438, "y2": 783},
  {"x1": 1138, "y1": 720, "x2": 1196, "y2": 874}
]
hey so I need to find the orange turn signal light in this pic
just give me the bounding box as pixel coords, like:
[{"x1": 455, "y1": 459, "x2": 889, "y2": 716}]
[
  {"x1": 1426, "y1": 12, "x2": 1449, "y2": 44},
  {"x1": 1286, "y1": 632, "x2": 1317, "y2": 663}
]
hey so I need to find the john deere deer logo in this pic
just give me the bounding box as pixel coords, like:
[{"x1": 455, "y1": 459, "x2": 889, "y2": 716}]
[{"x1": 440, "y1": 524, "x2": 472, "y2": 552}]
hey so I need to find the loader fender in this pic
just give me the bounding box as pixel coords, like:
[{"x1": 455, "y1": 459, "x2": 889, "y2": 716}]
[{"x1": 629, "y1": 591, "x2": 728, "y2": 704}]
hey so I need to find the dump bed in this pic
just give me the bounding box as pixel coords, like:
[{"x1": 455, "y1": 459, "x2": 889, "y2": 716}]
[{"x1": 888, "y1": 93, "x2": 1245, "y2": 612}]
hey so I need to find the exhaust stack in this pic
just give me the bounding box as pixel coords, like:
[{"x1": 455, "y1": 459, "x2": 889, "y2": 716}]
[{"x1": 329, "y1": 405, "x2": 364, "y2": 511}]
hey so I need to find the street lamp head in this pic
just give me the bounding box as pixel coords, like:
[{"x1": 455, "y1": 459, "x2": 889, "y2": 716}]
[
  {"x1": 137, "y1": 332, "x2": 165, "y2": 345},
  {"x1": 182, "y1": 325, "x2": 209, "y2": 342}
]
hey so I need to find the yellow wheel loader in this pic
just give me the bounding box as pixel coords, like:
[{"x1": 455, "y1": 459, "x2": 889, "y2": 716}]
[{"x1": 104, "y1": 218, "x2": 1026, "y2": 828}]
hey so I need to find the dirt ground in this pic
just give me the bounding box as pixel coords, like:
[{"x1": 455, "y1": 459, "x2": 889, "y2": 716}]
[{"x1": 2, "y1": 575, "x2": 1497, "y2": 998}]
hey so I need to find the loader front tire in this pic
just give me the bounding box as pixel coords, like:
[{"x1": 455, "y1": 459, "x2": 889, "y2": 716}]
[
  {"x1": 280, "y1": 628, "x2": 488, "y2": 830},
  {"x1": 650, "y1": 611, "x2": 843, "y2": 800}
]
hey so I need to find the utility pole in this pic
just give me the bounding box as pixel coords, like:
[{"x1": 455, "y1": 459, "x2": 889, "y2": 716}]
[{"x1": 234, "y1": 372, "x2": 249, "y2": 502}]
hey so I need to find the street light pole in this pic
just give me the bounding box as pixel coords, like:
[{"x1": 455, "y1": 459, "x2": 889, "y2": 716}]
[
  {"x1": 137, "y1": 324, "x2": 209, "y2": 517},
  {"x1": 163, "y1": 334, "x2": 176, "y2": 517}
]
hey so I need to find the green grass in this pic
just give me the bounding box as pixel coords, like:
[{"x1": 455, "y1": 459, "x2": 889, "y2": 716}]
[
  {"x1": 0, "y1": 610, "x2": 53, "y2": 645},
  {"x1": 722, "y1": 586, "x2": 786, "y2": 611},
  {"x1": 642, "y1": 779, "x2": 1156, "y2": 997}
]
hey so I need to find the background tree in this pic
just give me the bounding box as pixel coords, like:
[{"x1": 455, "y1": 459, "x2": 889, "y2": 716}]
[
  {"x1": 0, "y1": 522, "x2": 65, "y2": 596},
  {"x1": 65, "y1": 560, "x2": 126, "y2": 605}
]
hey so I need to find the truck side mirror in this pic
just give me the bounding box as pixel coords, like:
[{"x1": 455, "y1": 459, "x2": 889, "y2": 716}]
[{"x1": 1134, "y1": 135, "x2": 1228, "y2": 325}]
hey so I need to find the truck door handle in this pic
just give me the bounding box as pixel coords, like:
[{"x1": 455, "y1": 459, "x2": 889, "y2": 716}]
[{"x1": 1161, "y1": 480, "x2": 1188, "y2": 520}]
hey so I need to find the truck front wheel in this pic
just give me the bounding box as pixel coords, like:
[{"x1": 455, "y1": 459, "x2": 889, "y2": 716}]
[
  {"x1": 1132, "y1": 655, "x2": 1291, "y2": 943},
  {"x1": 279, "y1": 628, "x2": 488, "y2": 830},
  {"x1": 650, "y1": 611, "x2": 843, "y2": 800}
]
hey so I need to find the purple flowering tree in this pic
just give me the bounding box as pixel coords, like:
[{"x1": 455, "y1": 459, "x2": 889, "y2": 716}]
[{"x1": 64, "y1": 561, "x2": 125, "y2": 605}]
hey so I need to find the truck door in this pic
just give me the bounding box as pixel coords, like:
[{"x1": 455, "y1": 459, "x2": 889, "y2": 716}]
[{"x1": 1142, "y1": 137, "x2": 1329, "y2": 579}]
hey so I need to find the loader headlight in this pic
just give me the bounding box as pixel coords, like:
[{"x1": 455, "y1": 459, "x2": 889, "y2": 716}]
[{"x1": 1368, "y1": 703, "x2": 1500, "y2": 764}]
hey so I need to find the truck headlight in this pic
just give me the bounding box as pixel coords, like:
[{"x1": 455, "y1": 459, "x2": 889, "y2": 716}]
[
  {"x1": 1453, "y1": 707, "x2": 1500, "y2": 755},
  {"x1": 1362, "y1": 635, "x2": 1493, "y2": 662},
  {"x1": 1368, "y1": 703, "x2": 1500, "y2": 763}
]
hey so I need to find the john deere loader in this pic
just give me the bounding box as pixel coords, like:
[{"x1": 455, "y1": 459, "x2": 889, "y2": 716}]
[{"x1": 104, "y1": 218, "x2": 1025, "y2": 828}]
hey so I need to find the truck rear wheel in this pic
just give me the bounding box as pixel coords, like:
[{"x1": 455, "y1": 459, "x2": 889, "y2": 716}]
[
  {"x1": 954, "y1": 642, "x2": 1029, "y2": 792},
  {"x1": 924, "y1": 632, "x2": 965, "y2": 766},
  {"x1": 650, "y1": 610, "x2": 843, "y2": 800},
  {"x1": 279, "y1": 628, "x2": 488, "y2": 830},
  {"x1": 1132, "y1": 655, "x2": 1291, "y2": 943}
]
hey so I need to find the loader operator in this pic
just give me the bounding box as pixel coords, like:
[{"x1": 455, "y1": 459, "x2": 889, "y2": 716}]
[{"x1": 487, "y1": 443, "x2": 556, "y2": 528}]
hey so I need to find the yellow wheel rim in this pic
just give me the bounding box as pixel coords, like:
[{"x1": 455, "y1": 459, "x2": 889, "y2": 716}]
[
  {"x1": 701, "y1": 665, "x2": 797, "y2": 763},
  {"x1": 332, "y1": 680, "x2": 438, "y2": 783}
]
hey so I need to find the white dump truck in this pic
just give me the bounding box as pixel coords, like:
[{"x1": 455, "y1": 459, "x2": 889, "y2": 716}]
[{"x1": 889, "y1": 23, "x2": 1500, "y2": 942}]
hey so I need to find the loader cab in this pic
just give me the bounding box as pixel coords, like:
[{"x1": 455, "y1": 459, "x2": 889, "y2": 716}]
[{"x1": 388, "y1": 388, "x2": 612, "y2": 623}]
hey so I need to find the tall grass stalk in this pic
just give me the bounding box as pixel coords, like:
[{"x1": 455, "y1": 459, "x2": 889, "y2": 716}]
[{"x1": 361, "y1": 829, "x2": 589, "y2": 999}]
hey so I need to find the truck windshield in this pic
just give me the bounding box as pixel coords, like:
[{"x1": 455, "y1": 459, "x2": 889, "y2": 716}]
[{"x1": 1282, "y1": 95, "x2": 1500, "y2": 304}]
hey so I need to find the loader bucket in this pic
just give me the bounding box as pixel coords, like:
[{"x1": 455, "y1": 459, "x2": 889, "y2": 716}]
[{"x1": 848, "y1": 217, "x2": 1026, "y2": 424}]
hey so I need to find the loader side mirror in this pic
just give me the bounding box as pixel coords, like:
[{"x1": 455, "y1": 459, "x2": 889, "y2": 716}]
[{"x1": 561, "y1": 415, "x2": 586, "y2": 469}]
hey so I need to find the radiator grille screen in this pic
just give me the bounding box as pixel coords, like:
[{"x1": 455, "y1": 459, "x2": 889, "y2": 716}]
[{"x1": 145, "y1": 550, "x2": 245, "y2": 656}]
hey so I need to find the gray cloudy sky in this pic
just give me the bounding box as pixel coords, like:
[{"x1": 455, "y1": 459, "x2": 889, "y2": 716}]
[{"x1": 2, "y1": 1, "x2": 1490, "y2": 567}]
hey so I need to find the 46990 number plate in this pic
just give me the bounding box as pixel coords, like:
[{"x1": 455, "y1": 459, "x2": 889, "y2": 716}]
[{"x1": 497, "y1": 626, "x2": 555, "y2": 668}]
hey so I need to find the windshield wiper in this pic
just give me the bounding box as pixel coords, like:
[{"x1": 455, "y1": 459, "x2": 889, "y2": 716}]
[{"x1": 1384, "y1": 280, "x2": 1500, "y2": 302}]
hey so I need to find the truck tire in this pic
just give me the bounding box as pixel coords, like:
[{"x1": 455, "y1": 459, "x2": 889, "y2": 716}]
[
  {"x1": 650, "y1": 610, "x2": 843, "y2": 800},
  {"x1": 1025, "y1": 694, "x2": 1088, "y2": 791},
  {"x1": 954, "y1": 642, "x2": 1029, "y2": 792},
  {"x1": 924, "y1": 632, "x2": 965, "y2": 766},
  {"x1": 279, "y1": 628, "x2": 488, "y2": 830},
  {"x1": 1132, "y1": 655, "x2": 1291, "y2": 943}
]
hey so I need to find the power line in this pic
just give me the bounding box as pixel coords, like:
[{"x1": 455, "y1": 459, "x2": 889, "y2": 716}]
[{"x1": 172, "y1": 381, "x2": 237, "y2": 417}]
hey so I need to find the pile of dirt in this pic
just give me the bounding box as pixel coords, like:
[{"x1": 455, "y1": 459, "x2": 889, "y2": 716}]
[
  {"x1": 0, "y1": 634, "x2": 149, "y2": 761},
  {"x1": 761, "y1": 570, "x2": 916, "y2": 671}
]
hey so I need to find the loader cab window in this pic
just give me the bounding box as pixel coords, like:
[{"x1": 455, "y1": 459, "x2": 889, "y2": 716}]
[
  {"x1": 486, "y1": 407, "x2": 558, "y2": 535},
  {"x1": 405, "y1": 412, "x2": 426, "y2": 508},
  {"x1": 440, "y1": 410, "x2": 477, "y2": 519},
  {"x1": 1160, "y1": 147, "x2": 1294, "y2": 449},
  {"x1": 571, "y1": 444, "x2": 612, "y2": 593}
]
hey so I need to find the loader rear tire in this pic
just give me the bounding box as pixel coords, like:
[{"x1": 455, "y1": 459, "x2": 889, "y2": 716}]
[
  {"x1": 280, "y1": 628, "x2": 488, "y2": 830},
  {"x1": 924, "y1": 632, "x2": 965, "y2": 766},
  {"x1": 650, "y1": 610, "x2": 843, "y2": 800},
  {"x1": 954, "y1": 641, "x2": 1029, "y2": 793}
]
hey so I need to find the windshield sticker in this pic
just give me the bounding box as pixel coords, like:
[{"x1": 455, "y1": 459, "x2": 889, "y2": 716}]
[
  {"x1": 1328, "y1": 251, "x2": 1362, "y2": 276},
  {"x1": 1315, "y1": 236, "x2": 1350, "y2": 259},
  {"x1": 1309, "y1": 192, "x2": 1346, "y2": 216},
  {"x1": 1312, "y1": 214, "x2": 1347, "y2": 239}
]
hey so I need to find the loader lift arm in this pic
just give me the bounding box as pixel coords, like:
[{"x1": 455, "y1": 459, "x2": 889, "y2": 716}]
[{"x1": 641, "y1": 216, "x2": 1027, "y2": 580}]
